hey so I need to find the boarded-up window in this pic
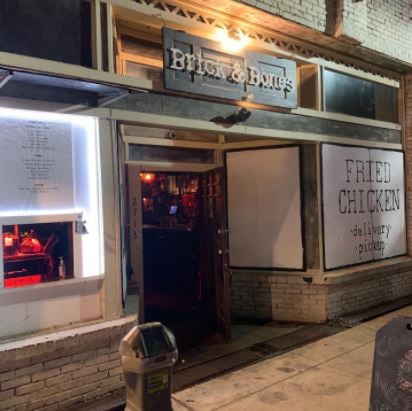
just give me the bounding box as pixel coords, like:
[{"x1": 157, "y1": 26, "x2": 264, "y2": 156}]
[
  {"x1": 321, "y1": 143, "x2": 406, "y2": 270},
  {"x1": 226, "y1": 146, "x2": 303, "y2": 270}
]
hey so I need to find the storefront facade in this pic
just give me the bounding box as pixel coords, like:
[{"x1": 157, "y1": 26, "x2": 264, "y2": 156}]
[{"x1": 0, "y1": 0, "x2": 412, "y2": 408}]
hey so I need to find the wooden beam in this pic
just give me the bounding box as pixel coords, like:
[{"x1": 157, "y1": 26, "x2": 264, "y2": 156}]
[
  {"x1": 107, "y1": 92, "x2": 401, "y2": 144},
  {"x1": 123, "y1": 135, "x2": 219, "y2": 149},
  {"x1": 92, "y1": 0, "x2": 103, "y2": 71},
  {"x1": 0, "y1": 51, "x2": 153, "y2": 90},
  {"x1": 107, "y1": 0, "x2": 401, "y2": 87},
  {"x1": 125, "y1": 161, "x2": 217, "y2": 171},
  {"x1": 107, "y1": 3, "x2": 115, "y2": 73},
  {"x1": 111, "y1": 108, "x2": 402, "y2": 149},
  {"x1": 292, "y1": 107, "x2": 401, "y2": 131}
]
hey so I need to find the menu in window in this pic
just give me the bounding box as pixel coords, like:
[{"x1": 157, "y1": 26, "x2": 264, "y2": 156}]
[{"x1": 0, "y1": 118, "x2": 74, "y2": 211}]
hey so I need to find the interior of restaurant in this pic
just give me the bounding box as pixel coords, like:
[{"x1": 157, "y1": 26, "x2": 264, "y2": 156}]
[
  {"x1": 3, "y1": 222, "x2": 73, "y2": 288},
  {"x1": 139, "y1": 171, "x2": 217, "y2": 347}
]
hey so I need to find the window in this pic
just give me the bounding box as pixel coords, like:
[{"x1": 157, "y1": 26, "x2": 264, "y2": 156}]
[
  {"x1": 117, "y1": 25, "x2": 163, "y2": 89},
  {"x1": 129, "y1": 145, "x2": 215, "y2": 164},
  {"x1": 0, "y1": 108, "x2": 103, "y2": 288},
  {"x1": 0, "y1": 0, "x2": 92, "y2": 67},
  {"x1": 3, "y1": 222, "x2": 73, "y2": 288},
  {"x1": 323, "y1": 69, "x2": 398, "y2": 123}
]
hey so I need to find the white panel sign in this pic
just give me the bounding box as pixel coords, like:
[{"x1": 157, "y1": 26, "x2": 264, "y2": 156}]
[
  {"x1": 322, "y1": 144, "x2": 406, "y2": 270},
  {"x1": 0, "y1": 118, "x2": 74, "y2": 212},
  {"x1": 227, "y1": 146, "x2": 303, "y2": 269}
]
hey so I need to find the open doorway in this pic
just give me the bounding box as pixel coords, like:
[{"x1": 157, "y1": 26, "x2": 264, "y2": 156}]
[{"x1": 127, "y1": 167, "x2": 230, "y2": 349}]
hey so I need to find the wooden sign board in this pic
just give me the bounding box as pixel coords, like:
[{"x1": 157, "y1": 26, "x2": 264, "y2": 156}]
[
  {"x1": 163, "y1": 28, "x2": 297, "y2": 109},
  {"x1": 370, "y1": 317, "x2": 412, "y2": 410}
]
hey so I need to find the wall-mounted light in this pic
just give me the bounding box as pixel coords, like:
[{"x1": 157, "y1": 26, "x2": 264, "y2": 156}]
[{"x1": 215, "y1": 29, "x2": 248, "y2": 53}]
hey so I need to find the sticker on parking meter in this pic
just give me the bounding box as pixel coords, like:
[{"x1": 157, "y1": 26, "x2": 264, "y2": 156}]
[
  {"x1": 369, "y1": 317, "x2": 412, "y2": 410},
  {"x1": 148, "y1": 369, "x2": 169, "y2": 394}
]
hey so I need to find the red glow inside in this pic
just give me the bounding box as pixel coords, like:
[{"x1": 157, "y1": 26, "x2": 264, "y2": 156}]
[
  {"x1": 140, "y1": 173, "x2": 155, "y2": 184},
  {"x1": 4, "y1": 275, "x2": 42, "y2": 288}
]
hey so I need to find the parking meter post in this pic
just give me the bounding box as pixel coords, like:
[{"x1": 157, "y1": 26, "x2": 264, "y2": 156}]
[{"x1": 119, "y1": 322, "x2": 178, "y2": 411}]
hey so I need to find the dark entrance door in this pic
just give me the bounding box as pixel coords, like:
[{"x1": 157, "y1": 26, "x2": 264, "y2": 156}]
[
  {"x1": 202, "y1": 168, "x2": 231, "y2": 341},
  {"x1": 128, "y1": 167, "x2": 230, "y2": 346}
]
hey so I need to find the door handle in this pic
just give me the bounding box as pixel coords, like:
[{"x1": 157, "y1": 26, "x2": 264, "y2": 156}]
[{"x1": 218, "y1": 249, "x2": 229, "y2": 255}]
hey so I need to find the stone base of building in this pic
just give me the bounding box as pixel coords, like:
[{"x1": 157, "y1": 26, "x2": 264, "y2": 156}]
[
  {"x1": 0, "y1": 316, "x2": 136, "y2": 411},
  {"x1": 231, "y1": 257, "x2": 412, "y2": 323}
]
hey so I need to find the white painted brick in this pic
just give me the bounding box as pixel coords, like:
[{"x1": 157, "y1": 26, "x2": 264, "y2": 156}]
[
  {"x1": 15, "y1": 363, "x2": 43, "y2": 377},
  {"x1": 61, "y1": 362, "x2": 82, "y2": 374},
  {"x1": 0, "y1": 370, "x2": 14, "y2": 382},
  {"x1": 45, "y1": 372, "x2": 71, "y2": 387},
  {"x1": 15, "y1": 380, "x2": 45, "y2": 396},
  {"x1": 240, "y1": 0, "x2": 412, "y2": 64},
  {"x1": 15, "y1": 399, "x2": 45, "y2": 411},
  {"x1": 72, "y1": 350, "x2": 96, "y2": 362},
  {"x1": 44, "y1": 391, "x2": 72, "y2": 406},
  {"x1": 71, "y1": 365, "x2": 99, "y2": 379},
  {"x1": 31, "y1": 368, "x2": 60, "y2": 382},
  {"x1": 84, "y1": 354, "x2": 109, "y2": 367},
  {"x1": 0, "y1": 389, "x2": 14, "y2": 402},
  {"x1": 44, "y1": 356, "x2": 72, "y2": 370},
  {"x1": 85, "y1": 371, "x2": 109, "y2": 384},
  {"x1": 0, "y1": 393, "x2": 32, "y2": 410},
  {"x1": 98, "y1": 359, "x2": 121, "y2": 372},
  {"x1": 1, "y1": 375, "x2": 31, "y2": 390}
]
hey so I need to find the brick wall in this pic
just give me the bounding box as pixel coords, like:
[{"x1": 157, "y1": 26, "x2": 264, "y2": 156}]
[
  {"x1": 236, "y1": 0, "x2": 412, "y2": 65},
  {"x1": 337, "y1": 0, "x2": 412, "y2": 64},
  {"x1": 236, "y1": 0, "x2": 327, "y2": 32},
  {"x1": 231, "y1": 271, "x2": 327, "y2": 323},
  {"x1": 326, "y1": 259, "x2": 412, "y2": 319},
  {"x1": 0, "y1": 317, "x2": 136, "y2": 411},
  {"x1": 231, "y1": 259, "x2": 412, "y2": 323}
]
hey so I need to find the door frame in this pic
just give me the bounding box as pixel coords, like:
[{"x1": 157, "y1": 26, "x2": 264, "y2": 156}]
[{"x1": 126, "y1": 162, "x2": 221, "y2": 324}]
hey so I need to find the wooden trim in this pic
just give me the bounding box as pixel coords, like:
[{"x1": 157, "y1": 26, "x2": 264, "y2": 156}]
[
  {"x1": 99, "y1": 118, "x2": 123, "y2": 317},
  {"x1": 126, "y1": 165, "x2": 143, "y2": 286},
  {"x1": 222, "y1": 140, "x2": 289, "y2": 150},
  {"x1": 123, "y1": 135, "x2": 219, "y2": 149},
  {"x1": 117, "y1": 25, "x2": 162, "y2": 44},
  {"x1": 120, "y1": 52, "x2": 163, "y2": 68},
  {"x1": 400, "y1": 77, "x2": 406, "y2": 147},
  {"x1": 125, "y1": 161, "x2": 218, "y2": 171},
  {"x1": 111, "y1": 109, "x2": 403, "y2": 149},
  {"x1": 0, "y1": 212, "x2": 81, "y2": 225},
  {"x1": 108, "y1": 0, "x2": 401, "y2": 86},
  {"x1": 0, "y1": 51, "x2": 153, "y2": 90},
  {"x1": 318, "y1": 65, "x2": 323, "y2": 111},
  {"x1": 316, "y1": 143, "x2": 324, "y2": 271},
  {"x1": 92, "y1": 0, "x2": 103, "y2": 71},
  {"x1": 292, "y1": 107, "x2": 401, "y2": 130},
  {"x1": 107, "y1": 4, "x2": 115, "y2": 73},
  {"x1": 317, "y1": 62, "x2": 399, "y2": 88}
]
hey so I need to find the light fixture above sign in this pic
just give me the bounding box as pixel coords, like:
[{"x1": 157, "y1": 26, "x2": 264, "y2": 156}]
[
  {"x1": 215, "y1": 29, "x2": 248, "y2": 52},
  {"x1": 163, "y1": 28, "x2": 297, "y2": 109}
]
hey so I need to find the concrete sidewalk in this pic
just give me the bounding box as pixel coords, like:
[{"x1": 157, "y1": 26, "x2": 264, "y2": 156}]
[{"x1": 171, "y1": 305, "x2": 412, "y2": 411}]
